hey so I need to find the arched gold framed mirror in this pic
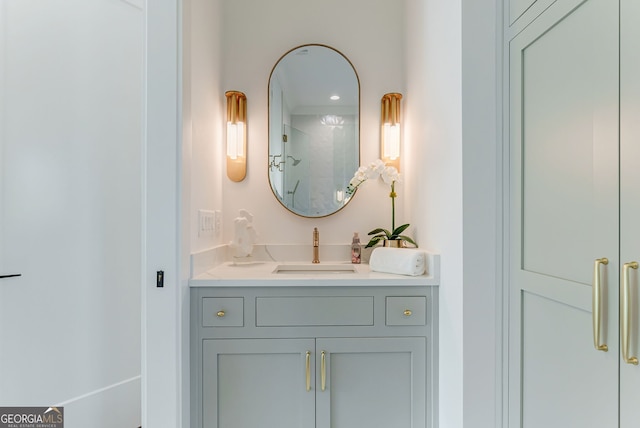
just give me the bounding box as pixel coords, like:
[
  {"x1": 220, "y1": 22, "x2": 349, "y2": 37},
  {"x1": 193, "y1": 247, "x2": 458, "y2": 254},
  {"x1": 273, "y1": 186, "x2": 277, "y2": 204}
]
[{"x1": 268, "y1": 44, "x2": 360, "y2": 217}]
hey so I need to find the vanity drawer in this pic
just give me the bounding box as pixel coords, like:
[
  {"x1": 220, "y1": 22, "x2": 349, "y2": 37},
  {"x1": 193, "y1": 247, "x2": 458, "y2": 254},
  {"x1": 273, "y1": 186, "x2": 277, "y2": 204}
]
[
  {"x1": 256, "y1": 296, "x2": 374, "y2": 326},
  {"x1": 202, "y1": 297, "x2": 244, "y2": 327},
  {"x1": 386, "y1": 296, "x2": 427, "y2": 326}
]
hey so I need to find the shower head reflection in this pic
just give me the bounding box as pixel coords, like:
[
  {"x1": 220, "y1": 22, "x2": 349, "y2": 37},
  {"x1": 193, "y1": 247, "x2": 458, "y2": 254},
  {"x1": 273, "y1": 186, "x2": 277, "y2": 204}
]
[{"x1": 287, "y1": 155, "x2": 302, "y2": 166}]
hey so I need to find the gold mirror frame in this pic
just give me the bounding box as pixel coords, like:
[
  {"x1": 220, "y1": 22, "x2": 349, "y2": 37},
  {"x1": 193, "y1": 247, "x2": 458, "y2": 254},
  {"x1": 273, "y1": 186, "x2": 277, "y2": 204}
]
[{"x1": 267, "y1": 44, "x2": 360, "y2": 218}]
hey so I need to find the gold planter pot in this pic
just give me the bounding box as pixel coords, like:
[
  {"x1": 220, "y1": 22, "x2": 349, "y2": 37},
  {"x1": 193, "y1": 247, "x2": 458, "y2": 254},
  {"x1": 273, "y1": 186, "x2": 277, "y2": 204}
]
[{"x1": 382, "y1": 239, "x2": 404, "y2": 248}]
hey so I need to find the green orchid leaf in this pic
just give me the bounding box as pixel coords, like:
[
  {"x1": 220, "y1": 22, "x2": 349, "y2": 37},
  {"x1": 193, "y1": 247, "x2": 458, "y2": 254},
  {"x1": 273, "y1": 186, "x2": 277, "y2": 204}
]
[
  {"x1": 368, "y1": 228, "x2": 391, "y2": 237},
  {"x1": 392, "y1": 224, "x2": 410, "y2": 236},
  {"x1": 365, "y1": 236, "x2": 385, "y2": 248},
  {"x1": 368, "y1": 232, "x2": 387, "y2": 239},
  {"x1": 398, "y1": 235, "x2": 418, "y2": 247}
]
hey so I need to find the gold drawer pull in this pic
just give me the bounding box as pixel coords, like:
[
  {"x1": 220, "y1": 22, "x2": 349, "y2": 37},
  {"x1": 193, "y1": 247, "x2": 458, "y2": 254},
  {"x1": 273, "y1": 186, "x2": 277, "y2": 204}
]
[
  {"x1": 592, "y1": 258, "x2": 608, "y2": 352},
  {"x1": 621, "y1": 262, "x2": 639, "y2": 365},
  {"x1": 403, "y1": 309, "x2": 412, "y2": 316},
  {"x1": 306, "y1": 351, "x2": 311, "y2": 391},
  {"x1": 321, "y1": 351, "x2": 326, "y2": 391},
  {"x1": 216, "y1": 310, "x2": 226, "y2": 318}
]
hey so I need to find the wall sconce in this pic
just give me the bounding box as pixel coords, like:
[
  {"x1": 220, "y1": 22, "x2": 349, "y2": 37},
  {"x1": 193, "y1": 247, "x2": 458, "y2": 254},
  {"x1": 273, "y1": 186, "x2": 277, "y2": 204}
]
[
  {"x1": 380, "y1": 93, "x2": 402, "y2": 171},
  {"x1": 226, "y1": 90, "x2": 247, "y2": 182}
]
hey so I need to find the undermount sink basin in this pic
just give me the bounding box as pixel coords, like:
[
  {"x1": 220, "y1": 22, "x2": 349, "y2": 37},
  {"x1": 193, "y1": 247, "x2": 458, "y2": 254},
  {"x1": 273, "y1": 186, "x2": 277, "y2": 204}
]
[{"x1": 273, "y1": 264, "x2": 357, "y2": 274}]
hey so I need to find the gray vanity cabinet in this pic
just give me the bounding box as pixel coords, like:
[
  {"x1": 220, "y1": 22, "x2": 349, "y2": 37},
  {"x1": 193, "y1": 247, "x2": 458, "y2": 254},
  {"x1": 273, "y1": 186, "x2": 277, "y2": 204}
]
[
  {"x1": 203, "y1": 338, "x2": 315, "y2": 428},
  {"x1": 191, "y1": 286, "x2": 437, "y2": 428},
  {"x1": 315, "y1": 337, "x2": 425, "y2": 428}
]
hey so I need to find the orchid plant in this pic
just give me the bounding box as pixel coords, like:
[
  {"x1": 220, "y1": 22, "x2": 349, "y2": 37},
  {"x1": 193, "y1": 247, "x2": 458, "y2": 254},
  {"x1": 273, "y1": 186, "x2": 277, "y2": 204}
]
[{"x1": 347, "y1": 159, "x2": 417, "y2": 248}]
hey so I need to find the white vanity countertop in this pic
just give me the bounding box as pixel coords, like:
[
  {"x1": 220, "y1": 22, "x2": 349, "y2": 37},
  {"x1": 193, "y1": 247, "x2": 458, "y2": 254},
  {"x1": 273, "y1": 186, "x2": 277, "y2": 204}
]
[{"x1": 190, "y1": 259, "x2": 439, "y2": 288}]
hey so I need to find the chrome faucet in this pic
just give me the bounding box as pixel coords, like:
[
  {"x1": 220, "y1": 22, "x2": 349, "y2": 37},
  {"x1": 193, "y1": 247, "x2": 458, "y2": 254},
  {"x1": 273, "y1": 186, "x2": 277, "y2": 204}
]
[{"x1": 312, "y1": 227, "x2": 320, "y2": 263}]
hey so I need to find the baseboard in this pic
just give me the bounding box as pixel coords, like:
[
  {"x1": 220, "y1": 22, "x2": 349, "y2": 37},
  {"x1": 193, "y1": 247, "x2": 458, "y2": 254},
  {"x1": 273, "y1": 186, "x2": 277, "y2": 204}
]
[{"x1": 56, "y1": 376, "x2": 141, "y2": 428}]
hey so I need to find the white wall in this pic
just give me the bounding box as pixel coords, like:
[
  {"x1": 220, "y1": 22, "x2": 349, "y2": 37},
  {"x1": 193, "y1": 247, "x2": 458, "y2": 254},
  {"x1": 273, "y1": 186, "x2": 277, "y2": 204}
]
[
  {"x1": 183, "y1": 2, "x2": 503, "y2": 428},
  {"x1": 0, "y1": 1, "x2": 142, "y2": 426},
  {"x1": 189, "y1": 0, "x2": 224, "y2": 253},
  {"x1": 461, "y1": 1, "x2": 501, "y2": 427},
  {"x1": 184, "y1": 0, "x2": 223, "y2": 426},
  {"x1": 144, "y1": 0, "x2": 181, "y2": 427},
  {"x1": 405, "y1": 1, "x2": 464, "y2": 427},
  {"x1": 405, "y1": 1, "x2": 502, "y2": 427},
  {"x1": 208, "y1": 0, "x2": 407, "y2": 248}
]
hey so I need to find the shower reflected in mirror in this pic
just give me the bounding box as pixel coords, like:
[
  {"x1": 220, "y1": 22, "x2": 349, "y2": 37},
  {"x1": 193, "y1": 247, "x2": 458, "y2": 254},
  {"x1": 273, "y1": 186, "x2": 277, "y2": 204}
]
[
  {"x1": 268, "y1": 44, "x2": 360, "y2": 218},
  {"x1": 287, "y1": 179, "x2": 301, "y2": 208},
  {"x1": 288, "y1": 156, "x2": 302, "y2": 166},
  {"x1": 268, "y1": 153, "x2": 303, "y2": 172}
]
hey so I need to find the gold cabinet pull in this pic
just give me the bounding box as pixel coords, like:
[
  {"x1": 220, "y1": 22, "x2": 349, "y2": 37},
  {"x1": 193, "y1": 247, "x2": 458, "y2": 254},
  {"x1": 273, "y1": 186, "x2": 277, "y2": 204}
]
[
  {"x1": 403, "y1": 309, "x2": 412, "y2": 316},
  {"x1": 216, "y1": 310, "x2": 225, "y2": 318},
  {"x1": 621, "y1": 262, "x2": 639, "y2": 365},
  {"x1": 305, "y1": 351, "x2": 311, "y2": 391},
  {"x1": 321, "y1": 351, "x2": 326, "y2": 391},
  {"x1": 592, "y1": 258, "x2": 609, "y2": 351}
]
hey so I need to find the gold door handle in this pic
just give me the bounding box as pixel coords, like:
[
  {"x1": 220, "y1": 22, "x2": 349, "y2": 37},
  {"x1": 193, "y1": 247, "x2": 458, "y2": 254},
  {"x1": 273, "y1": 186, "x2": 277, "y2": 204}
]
[
  {"x1": 593, "y1": 258, "x2": 609, "y2": 352},
  {"x1": 404, "y1": 309, "x2": 412, "y2": 316},
  {"x1": 216, "y1": 310, "x2": 225, "y2": 318},
  {"x1": 305, "y1": 351, "x2": 311, "y2": 391},
  {"x1": 321, "y1": 351, "x2": 326, "y2": 391},
  {"x1": 621, "y1": 262, "x2": 639, "y2": 365}
]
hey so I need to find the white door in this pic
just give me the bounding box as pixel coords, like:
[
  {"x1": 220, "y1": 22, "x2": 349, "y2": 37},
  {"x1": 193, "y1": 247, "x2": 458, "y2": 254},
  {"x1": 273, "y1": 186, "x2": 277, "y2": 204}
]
[
  {"x1": 508, "y1": 0, "x2": 620, "y2": 426},
  {"x1": 0, "y1": 1, "x2": 143, "y2": 425},
  {"x1": 619, "y1": 0, "x2": 640, "y2": 424},
  {"x1": 315, "y1": 337, "x2": 426, "y2": 428},
  {"x1": 202, "y1": 339, "x2": 316, "y2": 428}
]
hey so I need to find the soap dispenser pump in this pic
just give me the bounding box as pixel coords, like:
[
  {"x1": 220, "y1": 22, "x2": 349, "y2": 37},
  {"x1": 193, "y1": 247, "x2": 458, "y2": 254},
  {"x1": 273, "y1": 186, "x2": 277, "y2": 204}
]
[{"x1": 351, "y1": 232, "x2": 362, "y2": 264}]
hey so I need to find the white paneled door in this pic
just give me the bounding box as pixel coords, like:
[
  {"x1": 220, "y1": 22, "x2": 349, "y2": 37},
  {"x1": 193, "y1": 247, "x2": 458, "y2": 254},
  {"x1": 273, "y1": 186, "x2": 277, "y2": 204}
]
[
  {"x1": 509, "y1": 0, "x2": 640, "y2": 426},
  {"x1": 619, "y1": 0, "x2": 640, "y2": 425},
  {"x1": 508, "y1": 0, "x2": 620, "y2": 426}
]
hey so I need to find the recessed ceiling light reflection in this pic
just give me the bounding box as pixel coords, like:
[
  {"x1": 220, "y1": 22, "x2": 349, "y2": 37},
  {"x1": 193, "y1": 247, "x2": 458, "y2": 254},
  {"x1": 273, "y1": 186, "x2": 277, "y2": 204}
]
[{"x1": 321, "y1": 115, "x2": 344, "y2": 128}]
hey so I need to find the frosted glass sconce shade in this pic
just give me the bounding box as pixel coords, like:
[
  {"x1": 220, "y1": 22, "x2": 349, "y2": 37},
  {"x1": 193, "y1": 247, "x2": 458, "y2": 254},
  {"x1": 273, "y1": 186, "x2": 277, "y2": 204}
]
[
  {"x1": 380, "y1": 93, "x2": 402, "y2": 171},
  {"x1": 226, "y1": 91, "x2": 247, "y2": 182}
]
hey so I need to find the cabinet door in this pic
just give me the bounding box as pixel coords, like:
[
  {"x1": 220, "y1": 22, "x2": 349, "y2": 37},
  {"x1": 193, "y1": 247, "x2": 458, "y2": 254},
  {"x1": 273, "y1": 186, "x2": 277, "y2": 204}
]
[
  {"x1": 620, "y1": 0, "x2": 640, "y2": 425},
  {"x1": 202, "y1": 339, "x2": 315, "y2": 428},
  {"x1": 508, "y1": 0, "x2": 619, "y2": 427},
  {"x1": 315, "y1": 337, "x2": 426, "y2": 428}
]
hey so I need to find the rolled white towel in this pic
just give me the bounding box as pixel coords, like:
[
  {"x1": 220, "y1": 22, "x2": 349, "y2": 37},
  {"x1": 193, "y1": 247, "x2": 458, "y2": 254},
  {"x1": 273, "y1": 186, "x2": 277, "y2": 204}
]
[{"x1": 369, "y1": 247, "x2": 426, "y2": 276}]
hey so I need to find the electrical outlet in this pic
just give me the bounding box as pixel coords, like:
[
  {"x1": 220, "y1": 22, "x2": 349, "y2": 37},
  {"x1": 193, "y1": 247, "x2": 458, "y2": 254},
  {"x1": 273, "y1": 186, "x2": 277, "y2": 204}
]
[{"x1": 198, "y1": 210, "x2": 215, "y2": 237}]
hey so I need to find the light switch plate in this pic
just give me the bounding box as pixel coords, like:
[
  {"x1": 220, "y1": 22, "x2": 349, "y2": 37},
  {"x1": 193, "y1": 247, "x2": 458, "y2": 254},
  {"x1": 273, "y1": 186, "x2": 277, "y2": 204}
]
[
  {"x1": 214, "y1": 210, "x2": 222, "y2": 237},
  {"x1": 198, "y1": 210, "x2": 215, "y2": 237}
]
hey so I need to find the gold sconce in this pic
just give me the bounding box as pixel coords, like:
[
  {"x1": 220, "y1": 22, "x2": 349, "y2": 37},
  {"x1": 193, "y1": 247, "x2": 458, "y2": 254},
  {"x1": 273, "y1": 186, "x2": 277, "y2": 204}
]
[
  {"x1": 226, "y1": 91, "x2": 247, "y2": 182},
  {"x1": 381, "y1": 93, "x2": 402, "y2": 171}
]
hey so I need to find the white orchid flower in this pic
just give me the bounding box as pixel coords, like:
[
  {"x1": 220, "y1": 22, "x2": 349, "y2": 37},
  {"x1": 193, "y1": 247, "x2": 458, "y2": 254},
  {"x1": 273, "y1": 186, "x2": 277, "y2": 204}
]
[
  {"x1": 345, "y1": 159, "x2": 416, "y2": 248},
  {"x1": 366, "y1": 159, "x2": 385, "y2": 179},
  {"x1": 381, "y1": 166, "x2": 400, "y2": 185}
]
